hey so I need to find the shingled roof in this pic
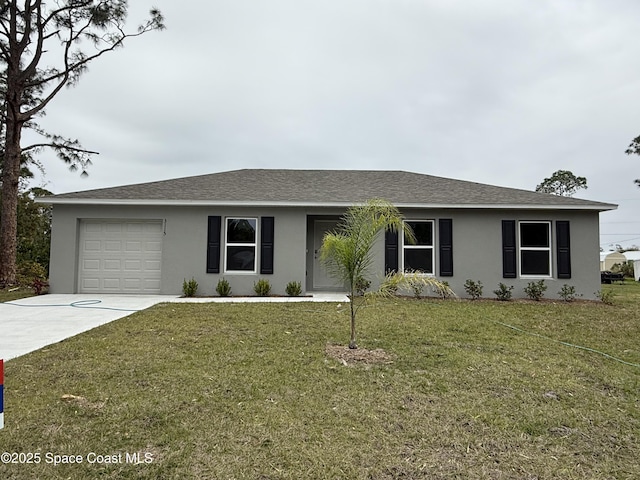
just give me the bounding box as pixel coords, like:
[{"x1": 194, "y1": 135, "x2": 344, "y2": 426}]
[{"x1": 42, "y1": 169, "x2": 616, "y2": 210}]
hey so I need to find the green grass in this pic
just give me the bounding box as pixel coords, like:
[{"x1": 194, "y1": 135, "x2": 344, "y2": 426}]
[
  {"x1": 0, "y1": 286, "x2": 34, "y2": 302},
  {"x1": 1, "y1": 283, "x2": 639, "y2": 479}
]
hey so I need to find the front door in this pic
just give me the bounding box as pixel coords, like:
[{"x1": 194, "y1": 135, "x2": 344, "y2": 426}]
[{"x1": 312, "y1": 220, "x2": 343, "y2": 290}]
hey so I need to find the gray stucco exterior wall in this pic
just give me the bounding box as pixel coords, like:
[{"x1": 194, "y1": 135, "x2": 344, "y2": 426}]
[
  {"x1": 49, "y1": 205, "x2": 308, "y2": 296},
  {"x1": 389, "y1": 208, "x2": 601, "y2": 300},
  {"x1": 48, "y1": 204, "x2": 603, "y2": 299}
]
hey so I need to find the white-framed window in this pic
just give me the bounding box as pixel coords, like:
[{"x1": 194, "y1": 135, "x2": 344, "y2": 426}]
[
  {"x1": 401, "y1": 220, "x2": 435, "y2": 274},
  {"x1": 519, "y1": 221, "x2": 552, "y2": 277},
  {"x1": 225, "y1": 218, "x2": 257, "y2": 272}
]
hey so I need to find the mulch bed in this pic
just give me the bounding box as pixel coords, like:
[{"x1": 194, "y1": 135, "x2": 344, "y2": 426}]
[{"x1": 325, "y1": 344, "x2": 394, "y2": 367}]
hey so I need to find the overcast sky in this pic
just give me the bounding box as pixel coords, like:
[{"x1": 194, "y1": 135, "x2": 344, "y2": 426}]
[{"x1": 26, "y1": 0, "x2": 640, "y2": 250}]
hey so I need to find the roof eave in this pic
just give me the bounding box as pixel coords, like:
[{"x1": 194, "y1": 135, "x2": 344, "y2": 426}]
[{"x1": 36, "y1": 197, "x2": 618, "y2": 211}]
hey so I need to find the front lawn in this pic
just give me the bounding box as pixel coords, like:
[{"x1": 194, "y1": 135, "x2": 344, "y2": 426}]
[
  {"x1": 0, "y1": 286, "x2": 35, "y2": 302},
  {"x1": 1, "y1": 285, "x2": 639, "y2": 479}
]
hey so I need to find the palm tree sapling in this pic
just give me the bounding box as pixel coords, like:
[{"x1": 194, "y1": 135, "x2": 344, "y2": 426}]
[{"x1": 320, "y1": 199, "x2": 416, "y2": 349}]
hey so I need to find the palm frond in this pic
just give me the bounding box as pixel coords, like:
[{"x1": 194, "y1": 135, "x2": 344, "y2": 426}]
[{"x1": 379, "y1": 271, "x2": 457, "y2": 299}]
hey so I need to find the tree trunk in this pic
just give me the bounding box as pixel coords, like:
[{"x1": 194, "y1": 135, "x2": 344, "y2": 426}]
[
  {"x1": 0, "y1": 145, "x2": 21, "y2": 287},
  {"x1": 0, "y1": 75, "x2": 24, "y2": 287},
  {"x1": 349, "y1": 294, "x2": 357, "y2": 349}
]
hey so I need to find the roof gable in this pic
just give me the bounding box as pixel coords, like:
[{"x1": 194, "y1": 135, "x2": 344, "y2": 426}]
[{"x1": 42, "y1": 169, "x2": 617, "y2": 211}]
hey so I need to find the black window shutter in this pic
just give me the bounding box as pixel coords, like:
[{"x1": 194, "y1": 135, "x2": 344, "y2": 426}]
[
  {"x1": 385, "y1": 230, "x2": 399, "y2": 273},
  {"x1": 439, "y1": 218, "x2": 454, "y2": 276},
  {"x1": 556, "y1": 221, "x2": 571, "y2": 279},
  {"x1": 502, "y1": 220, "x2": 517, "y2": 278},
  {"x1": 206, "y1": 216, "x2": 222, "y2": 274},
  {"x1": 260, "y1": 216, "x2": 275, "y2": 274}
]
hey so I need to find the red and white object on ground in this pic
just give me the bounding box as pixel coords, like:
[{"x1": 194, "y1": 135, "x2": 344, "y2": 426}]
[{"x1": 0, "y1": 359, "x2": 4, "y2": 429}]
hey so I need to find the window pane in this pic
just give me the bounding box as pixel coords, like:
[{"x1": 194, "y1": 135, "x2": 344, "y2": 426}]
[
  {"x1": 227, "y1": 219, "x2": 256, "y2": 243},
  {"x1": 404, "y1": 248, "x2": 433, "y2": 273},
  {"x1": 407, "y1": 221, "x2": 433, "y2": 246},
  {"x1": 226, "y1": 246, "x2": 255, "y2": 271},
  {"x1": 521, "y1": 250, "x2": 550, "y2": 275},
  {"x1": 520, "y1": 223, "x2": 549, "y2": 248}
]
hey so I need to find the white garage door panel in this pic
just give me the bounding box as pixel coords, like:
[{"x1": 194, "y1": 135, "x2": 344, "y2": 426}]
[
  {"x1": 105, "y1": 240, "x2": 122, "y2": 251},
  {"x1": 78, "y1": 220, "x2": 163, "y2": 294},
  {"x1": 126, "y1": 241, "x2": 142, "y2": 252},
  {"x1": 123, "y1": 279, "x2": 142, "y2": 290},
  {"x1": 83, "y1": 259, "x2": 100, "y2": 271},
  {"x1": 146, "y1": 241, "x2": 162, "y2": 251},
  {"x1": 82, "y1": 278, "x2": 100, "y2": 289},
  {"x1": 124, "y1": 260, "x2": 142, "y2": 270},
  {"x1": 84, "y1": 240, "x2": 102, "y2": 251},
  {"x1": 106, "y1": 223, "x2": 123, "y2": 233},
  {"x1": 103, "y1": 278, "x2": 121, "y2": 290},
  {"x1": 104, "y1": 259, "x2": 122, "y2": 271}
]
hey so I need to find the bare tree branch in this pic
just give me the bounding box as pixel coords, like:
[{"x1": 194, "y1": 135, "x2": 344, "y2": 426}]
[{"x1": 22, "y1": 142, "x2": 100, "y2": 155}]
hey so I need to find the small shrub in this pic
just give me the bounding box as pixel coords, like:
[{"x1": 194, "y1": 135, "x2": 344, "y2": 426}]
[
  {"x1": 286, "y1": 281, "x2": 302, "y2": 297},
  {"x1": 558, "y1": 284, "x2": 579, "y2": 302},
  {"x1": 596, "y1": 289, "x2": 615, "y2": 305},
  {"x1": 354, "y1": 276, "x2": 371, "y2": 296},
  {"x1": 464, "y1": 279, "x2": 483, "y2": 300},
  {"x1": 493, "y1": 283, "x2": 514, "y2": 301},
  {"x1": 410, "y1": 281, "x2": 424, "y2": 298},
  {"x1": 216, "y1": 278, "x2": 232, "y2": 297},
  {"x1": 31, "y1": 278, "x2": 49, "y2": 295},
  {"x1": 524, "y1": 280, "x2": 547, "y2": 301},
  {"x1": 17, "y1": 260, "x2": 47, "y2": 287},
  {"x1": 254, "y1": 279, "x2": 272, "y2": 296},
  {"x1": 182, "y1": 277, "x2": 198, "y2": 297}
]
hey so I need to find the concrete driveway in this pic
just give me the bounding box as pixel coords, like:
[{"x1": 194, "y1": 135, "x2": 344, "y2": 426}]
[
  {"x1": 0, "y1": 293, "x2": 349, "y2": 361},
  {"x1": 0, "y1": 294, "x2": 178, "y2": 361}
]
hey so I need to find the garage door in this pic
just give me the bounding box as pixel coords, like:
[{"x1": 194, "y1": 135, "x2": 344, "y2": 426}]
[{"x1": 78, "y1": 220, "x2": 163, "y2": 294}]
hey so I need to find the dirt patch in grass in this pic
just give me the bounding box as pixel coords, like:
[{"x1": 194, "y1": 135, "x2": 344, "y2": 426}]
[
  {"x1": 325, "y1": 343, "x2": 394, "y2": 366},
  {"x1": 60, "y1": 393, "x2": 107, "y2": 412}
]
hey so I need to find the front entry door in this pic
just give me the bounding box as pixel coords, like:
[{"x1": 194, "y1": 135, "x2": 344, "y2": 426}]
[{"x1": 312, "y1": 220, "x2": 343, "y2": 290}]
